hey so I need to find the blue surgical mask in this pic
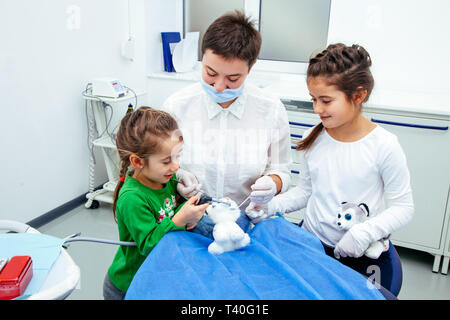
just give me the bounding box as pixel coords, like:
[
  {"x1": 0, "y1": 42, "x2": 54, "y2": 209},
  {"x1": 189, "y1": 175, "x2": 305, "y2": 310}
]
[{"x1": 200, "y1": 78, "x2": 243, "y2": 103}]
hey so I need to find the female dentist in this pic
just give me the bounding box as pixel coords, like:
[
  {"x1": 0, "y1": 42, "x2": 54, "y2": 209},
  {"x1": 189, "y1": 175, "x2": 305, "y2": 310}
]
[{"x1": 163, "y1": 10, "x2": 291, "y2": 233}]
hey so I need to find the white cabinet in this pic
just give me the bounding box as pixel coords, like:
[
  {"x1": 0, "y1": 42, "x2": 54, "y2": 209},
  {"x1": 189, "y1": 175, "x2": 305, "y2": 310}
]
[
  {"x1": 363, "y1": 111, "x2": 450, "y2": 250},
  {"x1": 441, "y1": 190, "x2": 450, "y2": 274},
  {"x1": 147, "y1": 73, "x2": 197, "y2": 108},
  {"x1": 362, "y1": 110, "x2": 450, "y2": 273}
]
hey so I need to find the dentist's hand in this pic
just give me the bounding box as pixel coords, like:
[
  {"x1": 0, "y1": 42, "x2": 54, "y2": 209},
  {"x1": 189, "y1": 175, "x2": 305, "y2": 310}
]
[
  {"x1": 245, "y1": 202, "x2": 273, "y2": 224},
  {"x1": 250, "y1": 176, "x2": 277, "y2": 205},
  {"x1": 176, "y1": 168, "x2": 201, "y2": 199}
]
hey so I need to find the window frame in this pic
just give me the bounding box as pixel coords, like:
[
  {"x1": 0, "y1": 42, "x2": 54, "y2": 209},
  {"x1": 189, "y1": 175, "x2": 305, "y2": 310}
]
[{"x1": 182, "y1": 0, "x2": 331, "y2": 75}]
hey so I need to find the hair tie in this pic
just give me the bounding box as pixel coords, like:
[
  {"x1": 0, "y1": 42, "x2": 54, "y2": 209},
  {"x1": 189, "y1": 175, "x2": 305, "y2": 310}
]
[{"x1": 119, "y1": 176, "x2": 125, "y2": 182}]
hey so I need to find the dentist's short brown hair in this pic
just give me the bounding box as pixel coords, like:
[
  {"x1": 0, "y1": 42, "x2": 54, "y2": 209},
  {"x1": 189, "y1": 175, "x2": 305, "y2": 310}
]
[{"x1": 201, "y1": 10, "x2": 262, "y2": 70}]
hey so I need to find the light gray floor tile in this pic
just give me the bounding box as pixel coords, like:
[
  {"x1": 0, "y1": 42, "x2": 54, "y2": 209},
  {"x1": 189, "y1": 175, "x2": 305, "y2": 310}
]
[{"x1": 396, "y1": 247, "x2": 450, "y2": 300}]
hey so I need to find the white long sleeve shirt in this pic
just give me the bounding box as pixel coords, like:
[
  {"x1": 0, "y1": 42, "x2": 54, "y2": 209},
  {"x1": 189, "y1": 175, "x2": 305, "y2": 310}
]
[
  {"x1": 269, "y1": 125, "x2": 414, "y2": 247},
  {"x1": 162, "y1": 82, "x2": 291, "y2": 205}
]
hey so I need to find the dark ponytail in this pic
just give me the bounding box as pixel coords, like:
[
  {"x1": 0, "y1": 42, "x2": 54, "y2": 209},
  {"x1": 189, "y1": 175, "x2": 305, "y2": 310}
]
[
  {"x1": 297, "y1": 43, "x2": 374, "y2": 151},
  {"x1": 112, "y1": 160, "x2": 130, "y2": 221},
  {"x1": 296, "y1": 123, "x2": 324, "y2": 151}
]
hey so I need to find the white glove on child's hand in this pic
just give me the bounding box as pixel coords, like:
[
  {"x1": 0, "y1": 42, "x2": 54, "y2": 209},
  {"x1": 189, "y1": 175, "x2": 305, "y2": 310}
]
[
  {"x1": 250, "y1": 176, "x2": 277, "y2": 205},
  {"x1": 333, "y1": 230, "x2": 368, "y2": 259},
  {"x1": 176, "y1": 168, "x2": 201, "y2": 199},
  {"x1": 245, "y1": 202, "x2": 273, "y2": 224}
]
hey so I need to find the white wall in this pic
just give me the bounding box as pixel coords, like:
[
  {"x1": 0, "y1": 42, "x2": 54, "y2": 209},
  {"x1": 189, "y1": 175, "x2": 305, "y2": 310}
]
[
  {"x1": 328, "y1": 0, "x2": 450, "y2": 109},
  {"x1": 145, "y1": 0, "x2": 183, "y2": 73},
  {"x1": 0, "y1": 0, "x2": 147, "y2": 223},
  {"x1": 145, "y1": 0, "x2": 450, "y2": 111},
  {"x1": 1, "y1": 0, "x2": 449, "y2": 223}
]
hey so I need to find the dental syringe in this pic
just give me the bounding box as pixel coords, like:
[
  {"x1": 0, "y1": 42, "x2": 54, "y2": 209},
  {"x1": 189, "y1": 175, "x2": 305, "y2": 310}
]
[{"x1": 196, "y1": 193, "x2": 231, "y2": 206}]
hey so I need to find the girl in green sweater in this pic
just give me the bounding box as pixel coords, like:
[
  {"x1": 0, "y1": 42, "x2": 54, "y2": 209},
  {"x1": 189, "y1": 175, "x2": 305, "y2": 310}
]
[{"x1": 104, "y1": 107, "x2": 209, "y2": 300}]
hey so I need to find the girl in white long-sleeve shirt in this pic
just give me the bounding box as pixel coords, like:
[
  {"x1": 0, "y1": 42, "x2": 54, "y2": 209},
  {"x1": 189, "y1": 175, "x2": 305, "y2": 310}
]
[{"x1": 246, "y1": 43, "x2": 414, "y2": 296}]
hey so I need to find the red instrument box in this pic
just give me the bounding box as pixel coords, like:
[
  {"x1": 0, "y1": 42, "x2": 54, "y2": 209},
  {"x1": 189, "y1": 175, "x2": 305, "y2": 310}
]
[{"x1": 0, "y1": 256, "x2": 33, "y2": 300}]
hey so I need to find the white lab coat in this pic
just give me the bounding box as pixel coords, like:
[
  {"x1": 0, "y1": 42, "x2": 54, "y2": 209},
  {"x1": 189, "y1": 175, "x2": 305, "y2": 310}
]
[{"x1": 163, "y1": 82, "x2": 292, "y2": 205}]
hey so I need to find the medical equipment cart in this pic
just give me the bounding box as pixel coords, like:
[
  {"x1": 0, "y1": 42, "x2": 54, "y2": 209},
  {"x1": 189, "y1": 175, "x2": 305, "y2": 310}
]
[{"x1": 82, "y1": 87, "x2": 147, "y2": 208}]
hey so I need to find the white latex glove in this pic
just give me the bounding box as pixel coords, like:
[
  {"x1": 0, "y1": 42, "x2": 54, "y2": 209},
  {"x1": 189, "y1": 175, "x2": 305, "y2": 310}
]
[
  {"x1": 333, "y1": 230, "x2": 369, "y2": 259},
  {"x1": 245, "y1": 202, "x2": 273, "y2": 224},
  {"x1": 250, "y1": 176, "x2": 277, "y2": 205},
  {"x1": 176, "y1": 168, "x2": 201, "y2": 199}
]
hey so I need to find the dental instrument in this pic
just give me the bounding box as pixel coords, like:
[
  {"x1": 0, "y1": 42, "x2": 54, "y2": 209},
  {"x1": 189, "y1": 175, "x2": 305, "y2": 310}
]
[
  {"x1": 237, "y1": 195, "x2": 251, "y2": 209},
  {"x1": 196, "y1": 193, "x2": 231, "y2": 207}
]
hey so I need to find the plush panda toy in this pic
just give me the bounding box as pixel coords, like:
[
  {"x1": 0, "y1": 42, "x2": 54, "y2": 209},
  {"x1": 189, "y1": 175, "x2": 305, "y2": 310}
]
[
  {"x1": 336, "y1": 202, "x2": 389, "y2": 259},
  {"x1": 206, "y1": 197, "x2": 251, "y2": 255}
]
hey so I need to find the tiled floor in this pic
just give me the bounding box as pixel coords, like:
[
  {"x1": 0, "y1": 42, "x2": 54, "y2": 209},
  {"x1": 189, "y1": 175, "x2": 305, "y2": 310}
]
[{"x1": 38, "y1": 203, "x2": 450, "y2": 300}]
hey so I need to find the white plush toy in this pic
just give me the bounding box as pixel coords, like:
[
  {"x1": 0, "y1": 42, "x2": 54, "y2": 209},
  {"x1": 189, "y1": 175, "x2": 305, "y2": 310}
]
[
  {"x1": 206, "y1": 197, "x2": 250, "y2": 255},
  {"x1": 336, "y1": 202, "x2": 389, "y2": 259}
]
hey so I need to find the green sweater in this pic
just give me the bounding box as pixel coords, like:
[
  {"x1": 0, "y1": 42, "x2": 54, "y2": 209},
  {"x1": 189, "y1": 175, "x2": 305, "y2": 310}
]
[{"x1": 108, "y1": 175, "x2": 185, "y2": 292}]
